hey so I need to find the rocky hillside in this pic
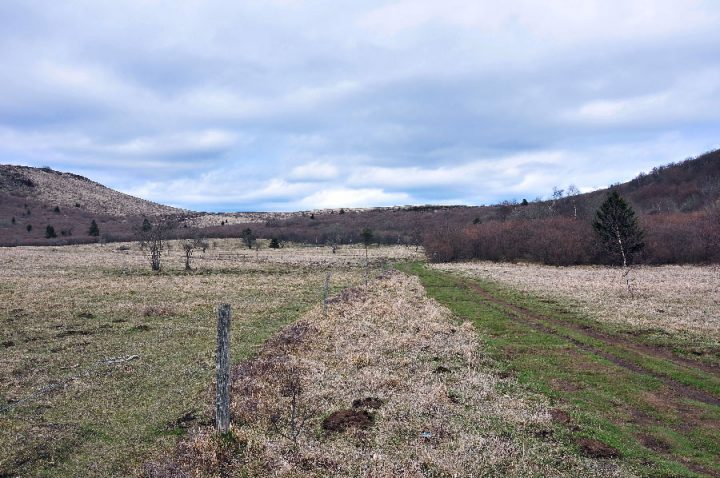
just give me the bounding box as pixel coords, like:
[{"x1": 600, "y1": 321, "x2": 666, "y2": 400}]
[{"x1": 0, "y1": 165, "x2": 183, "y2": 217}]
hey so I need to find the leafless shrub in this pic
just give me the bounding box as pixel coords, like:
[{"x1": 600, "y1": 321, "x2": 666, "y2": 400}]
[
  {"x1": 136, "y1": 217, "x2": 176, "y2": 271},
  {"x1": 181, "y1": 234, "x2": 209, "y2": 270},
  {"x1": 270, "y1": 365, "x2": 315, "y2": 449}
]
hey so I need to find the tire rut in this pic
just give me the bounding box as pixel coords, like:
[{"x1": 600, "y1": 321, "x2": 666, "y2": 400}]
[{"x1": 468, "y1": 283, "x2": 720, "y2": 407}]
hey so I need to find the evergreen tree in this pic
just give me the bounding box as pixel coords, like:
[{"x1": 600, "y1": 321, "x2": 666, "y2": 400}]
[
  {"x1": 88, "y1": 219, "x2": 100, "y2": 236},
  {"x1": 242, "y1": 228, "x2": 255, "y2": 249},
  {"x1": 45, "y1": 225, "x2": 57, "y2": 239},
  {"x1": 592, "y1": 191, "x2": 644, "y2": 267}
]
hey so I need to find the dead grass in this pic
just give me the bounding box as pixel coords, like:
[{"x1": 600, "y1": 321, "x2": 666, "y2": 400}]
[
  {"x1": 0, "y1": 240, "x2": 400, "y2": 476},
  {"x1": 433, "y1": 262, "x2": 720, "y2": 340},
  {"x1": 145, "y1": 271, "x2": 632, "y2": 477}
]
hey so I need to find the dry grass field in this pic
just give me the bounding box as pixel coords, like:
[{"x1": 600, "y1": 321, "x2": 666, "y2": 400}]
[
  {"x1": 408, "y1": 262, "x2": 720, "y2": 476},
  {"x1": 432, "y1": 262, "x2": 720, "y2": 341},
  {"x1": 0, "y1": 241, "x2": 420, "y2": 476},
  {"x1": 3, "y1": 242, "x2": 717, "y2": 477},
  {"x1": 144, "y1": 271, "x2": 629, "y2": 477}
]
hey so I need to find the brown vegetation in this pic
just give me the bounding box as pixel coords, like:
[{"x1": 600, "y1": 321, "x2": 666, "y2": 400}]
[
  {"x1": 143, "y1": 272, "x2": 630, "y2": 477},
  {"x1": 3, "y1": 149, "x2": 720, "y2": 266}
]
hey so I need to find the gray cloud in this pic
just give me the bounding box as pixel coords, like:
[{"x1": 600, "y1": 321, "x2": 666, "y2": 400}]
[{"x1": 0, "y1": 0, "x2": 718, "y2": 211}]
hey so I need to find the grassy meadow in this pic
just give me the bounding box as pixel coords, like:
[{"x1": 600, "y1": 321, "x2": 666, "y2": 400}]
[
  {"x1": 0, "y1": 240, "x2": 420, "y2": 476},
  {"x1": 402, "y1": 262, "x2": 720, "y2": 477},
  {"x1": 2, "y1": 240, "x2": 719, "y2": 477}
]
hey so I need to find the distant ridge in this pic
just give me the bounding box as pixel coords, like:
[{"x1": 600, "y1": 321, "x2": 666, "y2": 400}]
[{"x1": 1, "y1": 149, "x2": 718, "y2": 250}]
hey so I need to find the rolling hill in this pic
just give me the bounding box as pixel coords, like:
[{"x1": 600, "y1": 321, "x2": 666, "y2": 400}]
[{"x1": 1, "y1": 149, "x2": 719, "y2": 257}]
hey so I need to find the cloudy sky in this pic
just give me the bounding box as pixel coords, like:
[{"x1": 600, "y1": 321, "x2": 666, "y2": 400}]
[{"x1": 1, "y1": 1, "x2": 719, "y2": 211}]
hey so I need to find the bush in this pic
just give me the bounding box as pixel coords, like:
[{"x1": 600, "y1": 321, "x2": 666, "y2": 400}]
[{"x1": 45, "y1": 225, "x2": 57, "y2": 239}]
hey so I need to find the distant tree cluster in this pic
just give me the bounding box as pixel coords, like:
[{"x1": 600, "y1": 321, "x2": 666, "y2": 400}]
[{"x1": 422, "y1": 187, "x2": 720, "y2": 265}]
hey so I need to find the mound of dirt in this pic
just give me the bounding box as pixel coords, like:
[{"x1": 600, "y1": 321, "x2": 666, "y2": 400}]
[
  {"x1": 322, "y1": 409, "x2": 374, "y2": 433},
  {"x1": 576, "y1": 438, "x2": 620, "y2": 458}
]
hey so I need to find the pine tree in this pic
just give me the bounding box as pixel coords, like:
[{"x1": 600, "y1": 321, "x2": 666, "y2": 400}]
[
  {"x1": 242, "y1": 228, "x2": 255, "y2": 249},
  {"x1": 45, "y1": 225, "x2": 57, "y2": 239},
  {"x1": 592, "y1": 191, "x2": 644, "y2": 267},
  {"x1": 88, "y1": 219, "x2": 100, "y2": 237}
]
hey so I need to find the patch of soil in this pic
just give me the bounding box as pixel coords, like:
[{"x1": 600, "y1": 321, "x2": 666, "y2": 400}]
[
  {"x1": 55, "y1": 329, "x2": 92, "y2": 338},
  {"x1": 551, "y1": 379, "x2": 582, "y2": 392},
  {"x1": 549, "y1": 409, "x2": 572, "y2": 425},
  {"x1": 352, "y1": 397, "x2": 384, "y2": 409},
  {"x1": 168, "y1": 411, "x2": 198, "y2": 430},
  {"x1": 265, "y1": 321, "x2": 315, "y2": 351},
  {"x1": 576, "y1": 438, "x2": 620, "y2": 459},
  {"x1": 322, "y1": 409, "x2": 374, "y2": 433},
  {"x1": 639, "y1": 434, "x2": 672, "y2": 453},
  {"x1": 531, "y1": 427, "x2": 554, "y2": 439},
  {"x1": 433, "y1": 365, "x2": 452, "y2": 374}
]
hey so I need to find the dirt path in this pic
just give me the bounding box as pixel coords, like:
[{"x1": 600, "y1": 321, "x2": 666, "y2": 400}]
[
  {"x1": 465, "y1": 282, "x2": 720, "y2": 477},
  {"x1": 469, "y1": 283, "x2": 720, "y2": 406},
  {"x1": 470, "y1": 283, "x2": 719, "y2": 374}
]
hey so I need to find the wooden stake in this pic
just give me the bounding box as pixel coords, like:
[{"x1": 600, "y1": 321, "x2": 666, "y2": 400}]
[{"x1": 216, "y1": 304, "x2": 231, "y2": 434}]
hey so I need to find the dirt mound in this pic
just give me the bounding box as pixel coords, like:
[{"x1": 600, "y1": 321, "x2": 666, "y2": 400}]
[
  {"x1": 576, "y1": 438, "x2": 620, "y2": 458},
  {"x1": 322, "y1": 409, "x2": 374, "y2": 433}
]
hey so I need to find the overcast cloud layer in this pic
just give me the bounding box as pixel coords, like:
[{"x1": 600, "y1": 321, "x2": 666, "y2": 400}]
[{"x1": 1, "y1": 1, "x2": 719, "y2": 211}]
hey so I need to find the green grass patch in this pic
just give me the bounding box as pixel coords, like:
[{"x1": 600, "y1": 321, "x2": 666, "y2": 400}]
[{"x1": 398, "y1": 262, "x2": 720, "y2": 478}]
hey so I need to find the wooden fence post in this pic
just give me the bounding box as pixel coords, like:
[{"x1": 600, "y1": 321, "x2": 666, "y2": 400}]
[
  {"x1": 323, "y1": 272, "x2": 332, "y2": 317},
  {"x1": 216, "y1": 304, "x2": 231, "y2": 434}
]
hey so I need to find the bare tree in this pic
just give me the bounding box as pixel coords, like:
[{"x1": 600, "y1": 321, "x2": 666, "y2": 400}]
[
  {"x1": 549, "y1": 186, "x2": 564, "y2": 215},
  {"x1": 182, "y1": 235, "x2": 208, "y2": 271},
  {"x1": 270, "y1": 366, "x2": 314, "y2": 449},
  {"x1": 137, "y1": 217, "x2": 175, "y2": 271},
  {"x1": 566, "y1": 184, "x2": 581, "y2": 219}
]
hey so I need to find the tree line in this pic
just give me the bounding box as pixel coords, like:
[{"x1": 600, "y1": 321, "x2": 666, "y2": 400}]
[{"x1": 422, "y1": 190, "x2": 720, "y2": 265}]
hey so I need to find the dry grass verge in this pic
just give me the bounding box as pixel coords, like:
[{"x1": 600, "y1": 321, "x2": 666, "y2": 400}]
[
  {"x1": 433, "y1": 262, "x2": 720, "y2": 339},
  {"x1": 144, "y1": 271, "x2": 631, "y2": 477}
]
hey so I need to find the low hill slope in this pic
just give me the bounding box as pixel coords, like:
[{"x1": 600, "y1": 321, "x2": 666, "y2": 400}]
[{"x1": 0, "y1": 165, "x2": 183, "y2": 217}]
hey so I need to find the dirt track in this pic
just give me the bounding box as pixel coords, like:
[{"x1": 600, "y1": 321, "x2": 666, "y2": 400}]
[
  {"x1": 470, "y1": 283, "x2": 720, "y2": 405},
  {"x1": 467, "y1": 282, "x2": 720, "y2": 477}
]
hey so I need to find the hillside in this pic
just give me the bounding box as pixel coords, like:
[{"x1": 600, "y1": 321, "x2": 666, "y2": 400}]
[
  {"x1": 0, "y1": 165, "x2": 183, "y2": 217},
  {"x1": 1, "y1": 149, "x2": 719, "y2": 256}
]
